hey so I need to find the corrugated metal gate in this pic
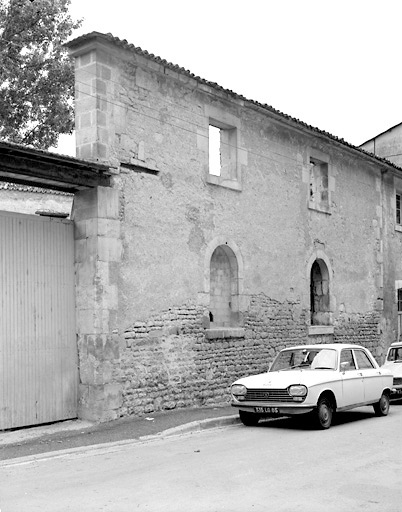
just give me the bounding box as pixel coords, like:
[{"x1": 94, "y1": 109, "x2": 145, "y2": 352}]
[{"x1": 0, "y1": 210, "x2": 77, "y2": 429}]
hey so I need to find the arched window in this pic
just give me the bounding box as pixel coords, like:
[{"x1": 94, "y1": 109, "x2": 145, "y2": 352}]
[
  {"x1": 310, "y1": 259, "x2": 330, "y2": 325},
  {"x1": 210, "y1": 245, "x2": 239, "y2": 327}
]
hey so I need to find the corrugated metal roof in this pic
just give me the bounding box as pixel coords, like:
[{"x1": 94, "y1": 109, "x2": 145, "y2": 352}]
[{"x1": 0, "y1": 181, "x2": 72, "y2": 195}]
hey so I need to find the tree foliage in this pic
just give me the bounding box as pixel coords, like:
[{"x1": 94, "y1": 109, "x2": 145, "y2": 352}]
[{"x1": 0, "y1": 0, "x2": 81, "y2": 149}]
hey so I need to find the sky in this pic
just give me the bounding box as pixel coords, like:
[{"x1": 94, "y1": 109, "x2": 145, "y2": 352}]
[{"x1": 54, "y1": 0, "x2": 402, "y2": 155}]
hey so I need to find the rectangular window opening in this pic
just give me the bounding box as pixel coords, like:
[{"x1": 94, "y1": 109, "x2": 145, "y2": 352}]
[
  {"x1": 209, "y1": 125, "x2": 221, "y2": 176},
  {"x1": 206, "y1": 113, "x2": 241, "y2": 191},
  {"x1": 396, "y1": 192, "x2": 401, "y2": 225},
  {"x1": 309, "y1": 157, "x2": 329, "y2": 212},
  {"x1": 398, "y1": 288, "x2": 402, "y2": 312}
]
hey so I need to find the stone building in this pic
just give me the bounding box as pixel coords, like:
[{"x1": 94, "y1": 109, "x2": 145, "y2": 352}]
[
  {"x1": 4, "y1": 31, "x2": 402, "y2": 428},
  {"x1": 64, "y1": 31, "x2": 402, "y2": 422},
  {"x1": 360, "y1": 123, "x2": 402, "y2": 342}
]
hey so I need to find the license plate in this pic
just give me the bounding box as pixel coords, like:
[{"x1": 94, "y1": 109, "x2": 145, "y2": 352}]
[{"x1": 254, "y1": 406, "x2": 279, "y2": 414}]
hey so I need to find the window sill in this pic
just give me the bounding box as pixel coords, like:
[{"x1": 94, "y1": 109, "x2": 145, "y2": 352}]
[
  {"x1": 205, "y1": 328, "x2": 245, "y2": 339},
  {"x1": 308, "y1": 203, "x2": 331, "y2": 215},
  {"x1": 206, "y1": 174, "x2": 242, "y2": 191},
  {"x1": 308, "y1": 325, "x2": 334, "y2": 335},
  {"x1": 395, "y1": 225, "x2": 402, "y2": 233}
]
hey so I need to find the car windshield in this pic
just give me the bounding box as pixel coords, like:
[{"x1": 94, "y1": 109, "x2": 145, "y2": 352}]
[
  {"x1": 387, "y1": 347, "x2": 402, "y2": 362},
  {"x1": 270, "y1": 348, "x2": 337, "y2": 372}
]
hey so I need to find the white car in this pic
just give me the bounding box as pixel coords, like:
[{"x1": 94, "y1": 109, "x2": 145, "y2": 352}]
[
  {"x1": 231, "y1": 343, "x2": 393, "y2": 429},
  {"x1": 382, "y1": 341, "x2": 402, "y2": 398}
]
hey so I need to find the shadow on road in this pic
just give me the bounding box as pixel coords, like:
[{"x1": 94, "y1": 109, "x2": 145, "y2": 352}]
[{"x1": 250, "y1": 402, "x2": 402, "y2": 431}]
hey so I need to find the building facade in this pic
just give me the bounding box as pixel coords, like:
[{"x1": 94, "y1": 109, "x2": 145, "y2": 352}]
[
  {"x1": 57, "y1": 32, "x2": 402, "y2": 421},
  {"x1": 360, "y1": 123, "x2": 402, "y2": 167},
  {"x1": 361, "y1": 123, "x2": 402, "y2": 343}
]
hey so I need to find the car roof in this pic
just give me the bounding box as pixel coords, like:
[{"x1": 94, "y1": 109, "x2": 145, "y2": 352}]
[
  {"x1": 390, "y1": 342, "x2": 402, "y2": 347},
  {"x1": 280, "y1": 343, "x2": 366, "y2": 351}
]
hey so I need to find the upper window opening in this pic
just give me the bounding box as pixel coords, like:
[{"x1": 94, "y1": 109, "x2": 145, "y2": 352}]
[
  {"x1": 396, "y1": 192, "x2": 401, "y2": 226},
  {"x1": 209, "y1": 125, "x2": 221, "y2": 176},
  {"x1": 207, "y1": 119, "x2": 240, "y2": 190},
  {"x1": 309, "y1": 157, "x2": 329, "y2": 212}
]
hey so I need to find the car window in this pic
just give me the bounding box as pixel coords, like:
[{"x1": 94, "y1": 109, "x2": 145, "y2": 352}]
[
  {"x1": 354, "y1": 349, "x2": 375, "y2": 369},
  {"x1": 270, "y1": 348, "x2": 336, "y2": 371},
  {"x1": 310, "y1": 349, "x2": 337, "y2": 370},
  {"x1": 340, "y1": 349, "x2": 356, "y2": 371},
  {"x1": 387, "y1": 347, "x2": 402, "y2": 362}
]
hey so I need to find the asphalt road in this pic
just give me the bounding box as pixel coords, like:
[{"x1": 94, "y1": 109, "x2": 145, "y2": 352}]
[{"x1": 1, "y1": 404, "x2": 401, "y2": 512}]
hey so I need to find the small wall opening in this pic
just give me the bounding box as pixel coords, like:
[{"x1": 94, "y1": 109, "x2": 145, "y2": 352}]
[
  {"x1": 209, "y1": 125, "x2": 221, "y2": 176},
  {"x1": 309, "y1": 157, "x2": 329, "y2": 211},
  {"x1": 310, "y1": 259, "x2": 331, "y2": 325},
  {"x1": 210, "y1": 245, "x2": 239, "y2": 327},
  {"x1": 208, "y1": 120, "x2": 238, "y2": 182}
]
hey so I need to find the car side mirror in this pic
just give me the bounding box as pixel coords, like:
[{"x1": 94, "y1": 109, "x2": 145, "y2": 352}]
[{"x1": 340, "y1": 362, "x2": 349, "y2": 372}]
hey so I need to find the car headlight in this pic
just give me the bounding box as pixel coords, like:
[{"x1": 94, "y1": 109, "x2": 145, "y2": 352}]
[
  {"x1": 231, "y1": 384, "x2": 247, "y2": 398},
  {"x1": 288, "y1": 385, "x2": 307, "y2": 397}
]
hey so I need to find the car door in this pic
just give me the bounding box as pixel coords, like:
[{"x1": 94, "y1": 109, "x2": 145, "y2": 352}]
[
  {"x1": 339, "y1": 349, "x2": 365, "y2": 408},
  {"x1": 354, "y1": 348, "x2": 383, "y2": 403}
]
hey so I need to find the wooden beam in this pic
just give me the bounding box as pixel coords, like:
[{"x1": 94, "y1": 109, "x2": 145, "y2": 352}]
[{"x1": 0, "y1": 142, "x2": 112, "y2": 191}]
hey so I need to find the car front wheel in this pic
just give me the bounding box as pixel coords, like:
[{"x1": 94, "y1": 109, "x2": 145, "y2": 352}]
[
  {"x1": 373, "y1": 392, "x2": 390, "y2": 416},
  {"x1": 316, "y1": 396, "x2": 333, "y2": 429},
  {"x1": 239, "y1": 410, "x2": 260, "y2": 426}
]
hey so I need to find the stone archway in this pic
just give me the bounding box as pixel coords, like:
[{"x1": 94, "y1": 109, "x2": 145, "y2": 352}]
[{"x1": 310, "y1": 258, "x2": 330, "y2": 325}]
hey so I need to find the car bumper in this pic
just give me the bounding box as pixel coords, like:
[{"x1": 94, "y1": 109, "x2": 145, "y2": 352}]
[{"x1": 231, "y1": 401, "x2": 315, "y2": 416}]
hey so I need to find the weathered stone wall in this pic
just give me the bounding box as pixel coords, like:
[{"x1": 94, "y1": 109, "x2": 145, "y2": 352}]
[
  {"x1": 72, "y1": 186, "x2": 123, "y2": 421},
  {"x1": 117, "y1": 294, "x2": 384, "y2": 415},
  {"x1": 117, "y1": 295, "x2": 310, "y2": 415},
  {"x1": 333, "y1": 311, "x2": 382, "y2": 357}
]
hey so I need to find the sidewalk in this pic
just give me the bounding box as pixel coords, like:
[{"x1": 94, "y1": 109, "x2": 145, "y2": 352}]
[{"x1": 0, "y1": 405, "x2": 240, "y2": 462}]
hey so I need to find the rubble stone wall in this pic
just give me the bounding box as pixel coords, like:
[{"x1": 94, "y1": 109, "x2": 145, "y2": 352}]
[{"x1": 117, "y1": 294, "x2": 382, "y2": 416}]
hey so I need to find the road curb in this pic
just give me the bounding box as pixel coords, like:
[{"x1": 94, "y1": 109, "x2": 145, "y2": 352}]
[
  {"x1": 0, "y1": 415, "x2": 241, "y2": 467},
  {"x1": 139, "y1": 414, "x2": 241, "y2": 441}
]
